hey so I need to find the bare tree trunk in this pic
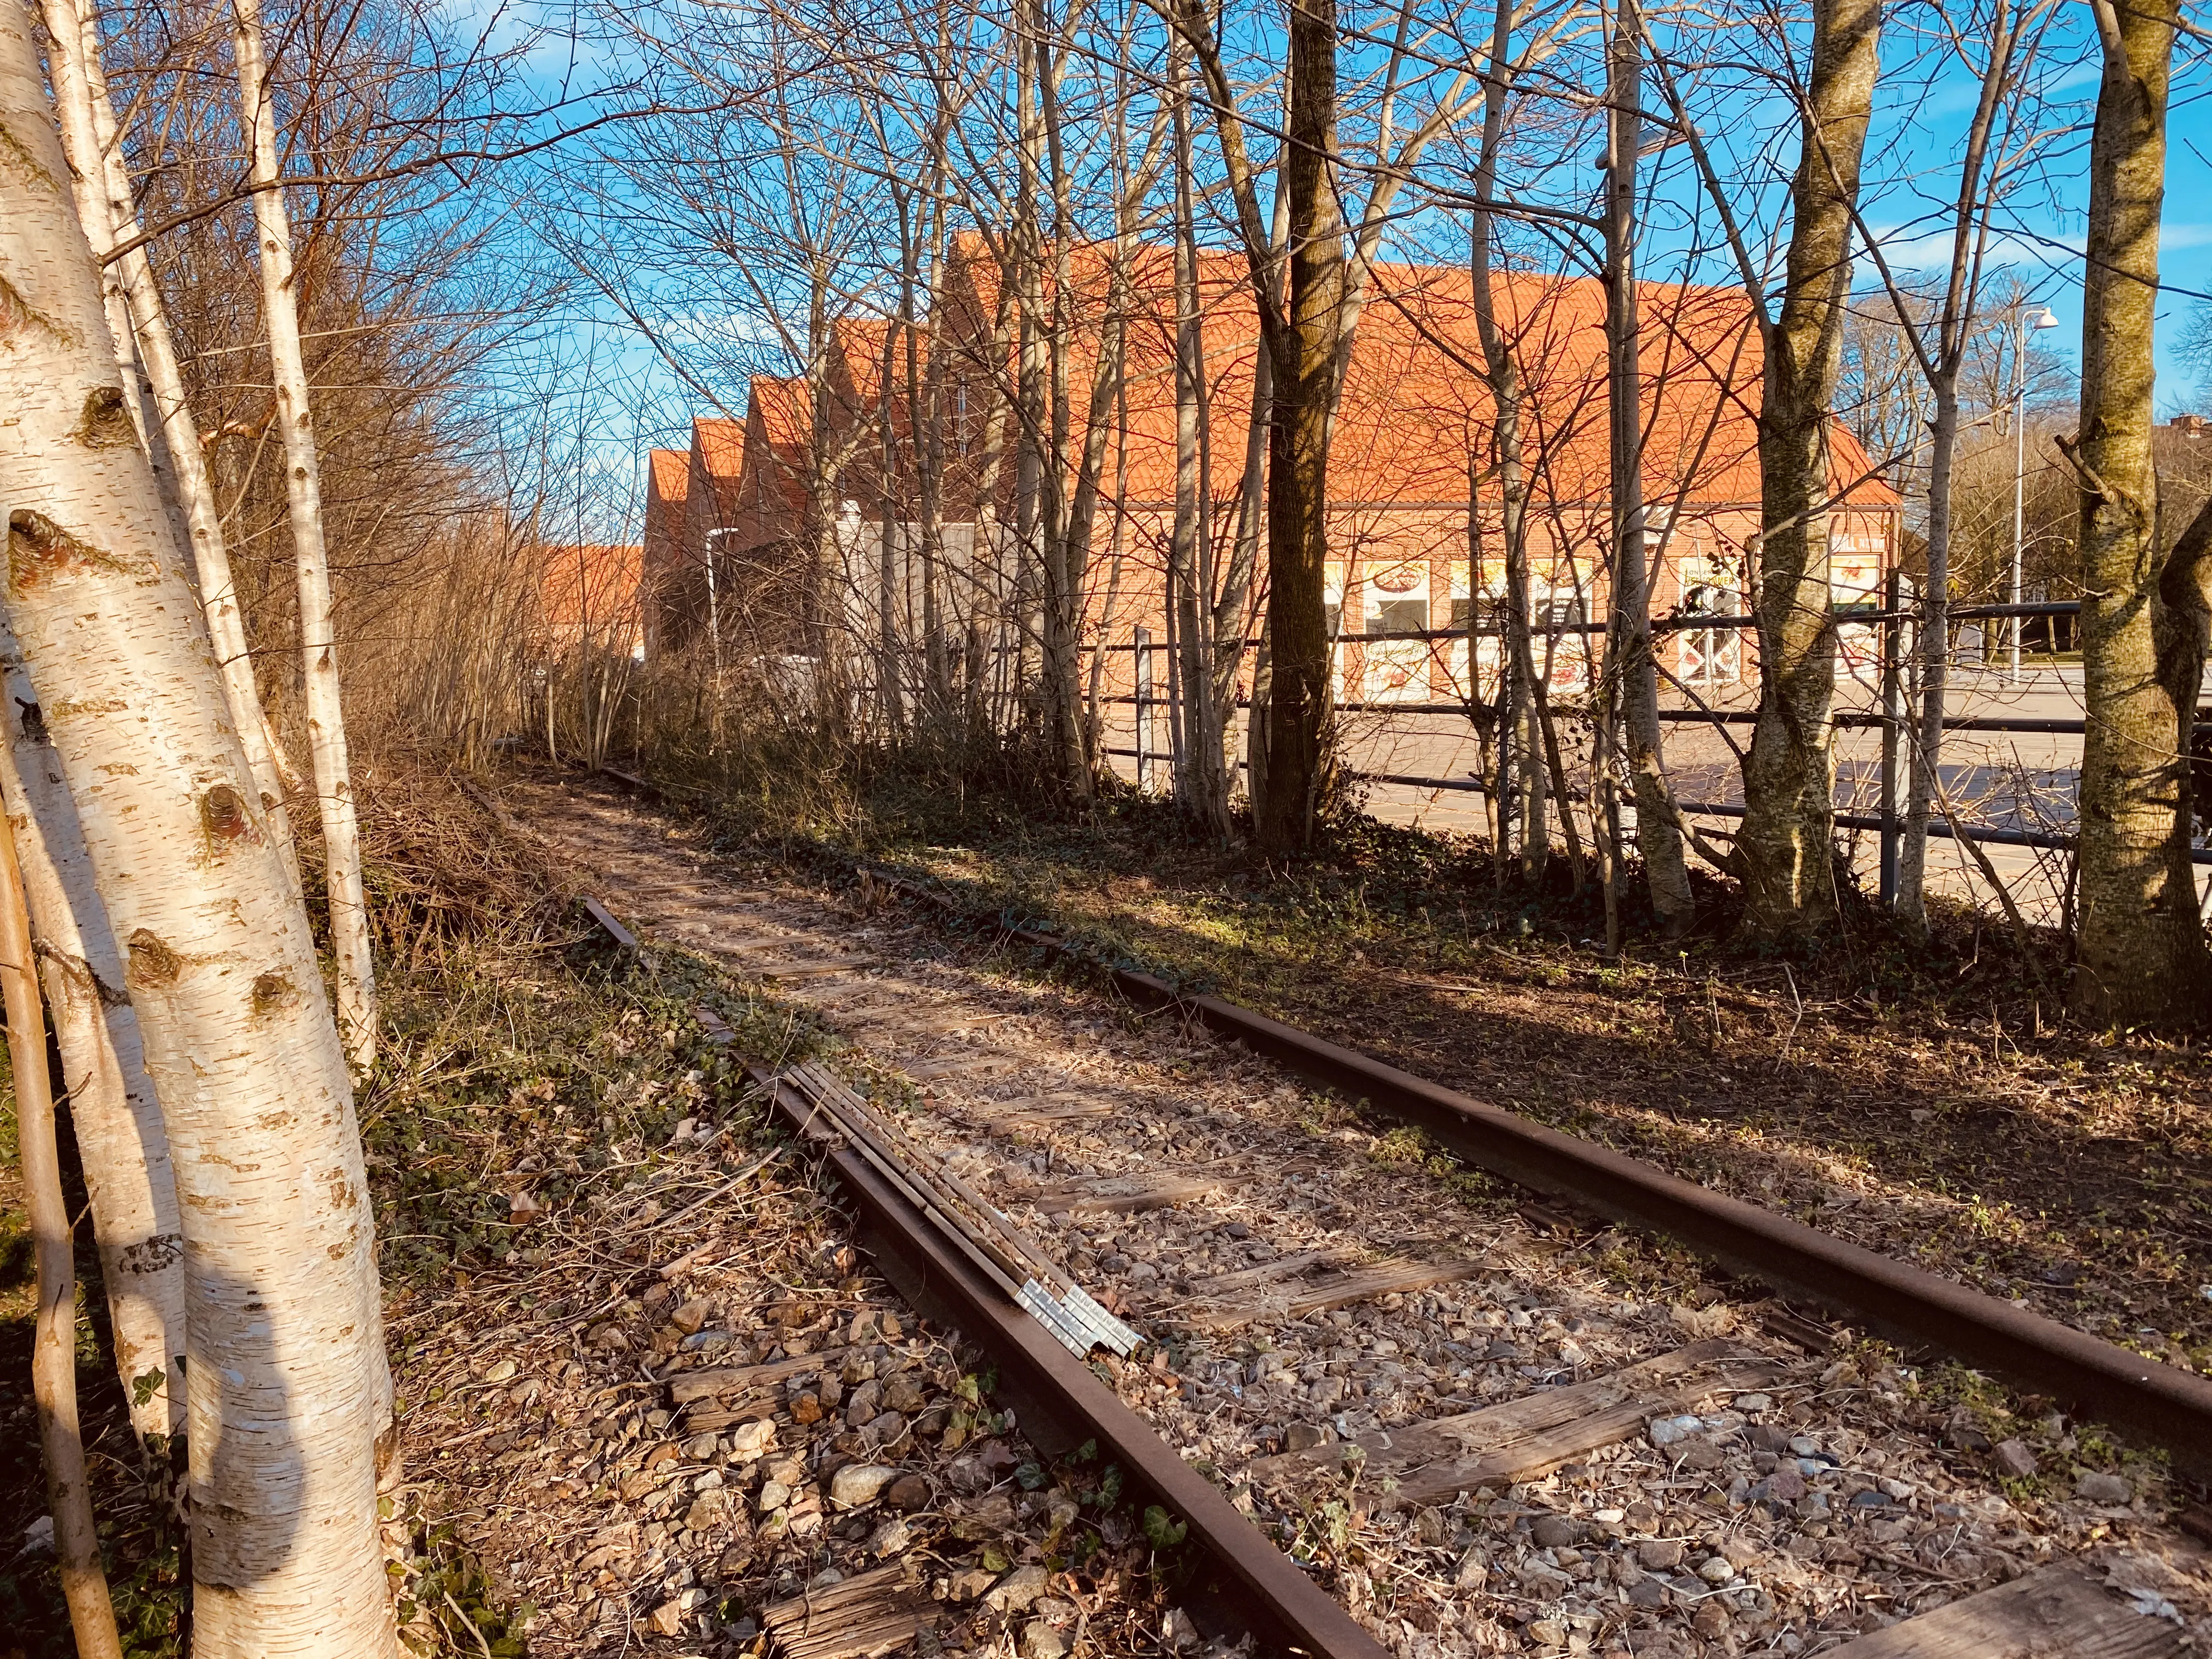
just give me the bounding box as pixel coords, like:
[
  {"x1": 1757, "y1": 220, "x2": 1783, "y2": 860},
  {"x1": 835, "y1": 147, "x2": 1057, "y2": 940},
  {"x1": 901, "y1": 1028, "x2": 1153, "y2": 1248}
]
[
  {"x1": 41, "y1": 0, "x2": 295, "y2": 867},
  {"x1": 0, "y1": 627, "x2": 185, "y2": 1439},
  {"x1": 878, "y1": 307, "x2": 906, "y2": 732},
  {"x1": 1167, "y1": 45, "x2": 1227, "y2": 836},
  {"x1": 1468, "y1": 0, "x2": 1545, "y2": 882},
  {"x1": 1464, "y1": 454, "x2": 1502, "y2": 853},
  {"x1": 1190, "y1": 261, "x2": 1228, "y2": 827},
  {"x1": 1604, "y1": 0, "x2": 1693, "y2": 934},
  {"x1": 1215, "y1": 343, "x2": 1268, "y2": 785},
  {"x1": 1213, "y1": 153, "x2": 1286, "y2": 809},
  {"x1": 969, "y1": 273, "x2": 1019, "y2": 740},
  {"x1": 0, "y1": 789, "x2": 124, "y2": 1659},
  {"x1": 0, "y1": 13, "x2": 397, "y2": 1649},
  {"x1": 233, "y1": 0, "x2": 379, "y2": 1066},
  {"x1": 1033, "y1": 11, "x2": 1091, "y2": 799},
  {"x1": 1085, "y1": 476, "x2": 1127, "y2": 764},
  {"x1": 1840, "y1": 0, "x2": 2031, "y2": 928},
  {"x1": 2068, "y1": 0, "x2": 2208, "y2": 1023},
  {"x1": 911, "y1": 170, "x2": 950, "y2": 718},
  {"x1": 38, "y1": 0, "x2": 164, "y2": 492},
  {"x1": 807, "y1": 263, "x2": 849, "y2": 718},
  {"x1": 1245, "y1": 618, "x2": 1273, "y2": 821},
  {"x1": 1899, "y1": 382, "x2": 1960, "y2": 921},
  {"x1": 1239, "y1": 105, "x2": 1292, "y2": 832},
  {"x1": 1063, "y1": 273, "x2": 1129, "y2": 766},
  {"x1": 1255, "y1": 0, "x2": 1343, "y2": 853},
  {"x1": 1737, "y1": 0, "x2": 1880, "y2": 939}
]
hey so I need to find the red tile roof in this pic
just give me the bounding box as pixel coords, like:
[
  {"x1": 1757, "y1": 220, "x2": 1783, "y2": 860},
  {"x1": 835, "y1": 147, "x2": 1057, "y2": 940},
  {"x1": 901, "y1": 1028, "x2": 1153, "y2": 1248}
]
[
  {"x1": 648, "y1": 448, "x2": 690, "y2": 504},
  {"x1": 672, "y1": 243, "x2": 1897, "y2": 573},
  {"x1": 540, "y1": 543, "x2": 642, "y2": 629}
]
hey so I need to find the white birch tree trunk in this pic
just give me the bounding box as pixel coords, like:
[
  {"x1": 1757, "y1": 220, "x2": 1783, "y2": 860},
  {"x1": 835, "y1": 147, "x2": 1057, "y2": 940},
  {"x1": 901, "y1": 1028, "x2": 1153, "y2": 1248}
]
[
  {"x1": 0, "y1": 779, "x2": 124, "y2": 1659},
  {"x1": 230, "y1": 0, "x2": 377, "y2": 1070},
  {"x1": 0, "y1": 622, "x2": 185, "y2": 1439},
  {"x1": 0, "y1": 9, "x2": 397, "y2": 1650},
  {"x1": 38, "y1": 0, "x2": 296, "y2": 882},
  {"x1": 37, "y1": 0, "x2": 148, "y2": 451}
]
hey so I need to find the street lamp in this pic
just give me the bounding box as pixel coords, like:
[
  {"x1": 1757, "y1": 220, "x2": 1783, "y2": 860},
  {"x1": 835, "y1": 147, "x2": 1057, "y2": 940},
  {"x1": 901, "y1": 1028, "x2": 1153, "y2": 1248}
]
[{"x1": 2010, "y1": 303, "x2": 2062, "y2": 679}]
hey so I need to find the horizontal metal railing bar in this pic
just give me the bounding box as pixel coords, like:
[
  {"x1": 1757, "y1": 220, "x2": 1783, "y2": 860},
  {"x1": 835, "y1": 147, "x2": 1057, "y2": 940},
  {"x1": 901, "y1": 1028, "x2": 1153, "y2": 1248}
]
[
  {"x1": 1082, "y1": 601, "x2": 2083, "y2": 652},
  {"x1": 1099, "y1": 696, "x2": 2186, "y2": 737},
  {"x1": 1668, "y1": 800, "x2": 2117, "y2": 857},
  {"x1": 1098, "y1": 751, "x2": 2210, "y2": 864}
]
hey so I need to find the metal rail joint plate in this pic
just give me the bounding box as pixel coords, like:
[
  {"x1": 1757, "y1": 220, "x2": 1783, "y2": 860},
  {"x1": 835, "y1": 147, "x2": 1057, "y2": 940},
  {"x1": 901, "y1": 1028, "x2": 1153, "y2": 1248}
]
[{"x1": 745, "y1": 1062, "x2": 1390, "y2": 1659}]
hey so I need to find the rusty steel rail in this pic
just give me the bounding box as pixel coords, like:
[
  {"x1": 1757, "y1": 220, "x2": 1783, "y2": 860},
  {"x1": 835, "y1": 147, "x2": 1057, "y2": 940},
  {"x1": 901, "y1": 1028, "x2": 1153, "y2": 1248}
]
[
  {"x1": 842, "y1": 865, "x2": 2212, "y2": 1481},
  {"x1": 744, "y1": 1062, "x2": 1390, "y2": 1659},
  {"x1": 577, "y1": 767, "x2": 2212, "y2": 1471},
  {"x1": 571, "y1": 883, "x2": 1387, "y2": 1659}
]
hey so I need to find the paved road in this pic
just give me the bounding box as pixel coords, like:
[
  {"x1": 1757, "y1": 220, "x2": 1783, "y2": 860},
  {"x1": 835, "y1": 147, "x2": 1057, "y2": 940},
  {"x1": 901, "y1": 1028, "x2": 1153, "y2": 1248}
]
[{"x1": 1105, "y1": 663, "x2": 2209, "y2": 928}]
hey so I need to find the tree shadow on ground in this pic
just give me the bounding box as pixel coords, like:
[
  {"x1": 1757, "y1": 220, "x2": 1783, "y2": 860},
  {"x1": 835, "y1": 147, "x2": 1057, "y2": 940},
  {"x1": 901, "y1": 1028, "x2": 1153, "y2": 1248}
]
[{"x1": 1077, "y1": 894, "x2": 2211, "y2": 1362}]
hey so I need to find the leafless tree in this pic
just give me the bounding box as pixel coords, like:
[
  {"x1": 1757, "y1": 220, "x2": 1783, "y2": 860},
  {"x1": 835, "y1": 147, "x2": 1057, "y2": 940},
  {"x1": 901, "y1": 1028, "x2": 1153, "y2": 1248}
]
[{"x1": 2066, "y1": 0, "x2": 2210, "y2": 1023}]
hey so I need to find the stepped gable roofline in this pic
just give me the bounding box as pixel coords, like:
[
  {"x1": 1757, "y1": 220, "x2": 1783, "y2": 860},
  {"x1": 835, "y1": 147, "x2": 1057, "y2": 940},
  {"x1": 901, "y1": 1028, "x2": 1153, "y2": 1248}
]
[
  {"x1": 929, "y1": 237, "x2": 1899, "y2": 515},
  {"x1": 692, "y1": 415, "x2": 747, "y2": 485},
  {"x1": 648, "y1": 447, "x2": 690, "y2": 503}
]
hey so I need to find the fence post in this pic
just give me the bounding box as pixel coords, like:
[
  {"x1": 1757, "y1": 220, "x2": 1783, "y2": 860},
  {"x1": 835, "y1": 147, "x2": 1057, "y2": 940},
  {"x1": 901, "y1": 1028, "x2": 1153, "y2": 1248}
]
[
  {"x1": 1134, "y1": 626, "x2": 1153, "y2": 793},
  {"x1": 1878, "y1": 567, "x2": 1901, "y2": 911}
]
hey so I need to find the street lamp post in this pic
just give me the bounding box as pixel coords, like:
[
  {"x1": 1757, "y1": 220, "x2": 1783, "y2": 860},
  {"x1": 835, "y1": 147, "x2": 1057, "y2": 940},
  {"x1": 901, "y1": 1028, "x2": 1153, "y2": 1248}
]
[{"x1": 2010, "y1": 303, "x2": 2062, "y2": 679}]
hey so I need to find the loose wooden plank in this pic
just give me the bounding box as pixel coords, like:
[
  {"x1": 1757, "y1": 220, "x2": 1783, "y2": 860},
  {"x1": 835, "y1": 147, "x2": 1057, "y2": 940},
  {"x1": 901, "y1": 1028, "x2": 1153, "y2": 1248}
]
[
  {"x1": 1816, "y1": 1560, "x2": 2184, "y2": 1658},
  {"x1": 1276, "y1": 1258, "x2": 1485, "y2": 1318},
  {"x1": 854, "y1": 1010, "x2": 1008, "y2": 1036},
  {"x1": 906, "y1": 1053, "x2": 1021, "y2": 1080},
  {"x1": 669, "y1": 1345, "x2": 855, "y2": 1406},
  {"x1": 751, "y1": 958, "x2": 873, "y2": 982},
  {"x1": 1023, "y1": 1172, "x2": 1223, "y2": 1215},
  {"x1": 685, "y1": 1400, "x2": 782, "y2": 1431},
  {"x1": 703, "y1": 927, "x2": 814, "y2": 948},
  {"x1": 624, "y1": 888, "x2": 726, "y2": 910},
  {"x1": 1248, "y1": 1340, "x2": 1781, "y2": 1503},
  {"x1": 763, "y1": 1558, "x2": 934, "y2": 1659},
  {"x1": 804, "y1": 985, "x2": 901, "y2": 1009},
  {"x1": 983, "y1": 1100, "x2": 1114, "y2": 1128},
  {"x1": 1191, "y1": 1257, "x2": 1483, "y2": 1330},
  {"x1": 668, "y1": 923, "x2": 803, "y2": 950},
  {"x1": 1187, "y1": 1249, "x2": 1355, "y2": 1297}
]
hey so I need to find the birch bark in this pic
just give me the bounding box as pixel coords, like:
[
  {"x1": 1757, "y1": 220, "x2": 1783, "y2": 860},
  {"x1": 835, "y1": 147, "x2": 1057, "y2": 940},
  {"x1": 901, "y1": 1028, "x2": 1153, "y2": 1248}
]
[
  {"x1": 231, "y1": 0, "x2": 377, "y2": 1069},
  {"x1": 0, "y1": 8, "x2": 396, "y2": 1649},
  {"x1": 40, "y1": 0, "x2": 294, "y2": 857},
  {"x1": 0, "y1": 779, "x2": 123, "y2": 1659},
  {"x1": 0, "y1": 622, "x2": 184, "y2": 1438}
]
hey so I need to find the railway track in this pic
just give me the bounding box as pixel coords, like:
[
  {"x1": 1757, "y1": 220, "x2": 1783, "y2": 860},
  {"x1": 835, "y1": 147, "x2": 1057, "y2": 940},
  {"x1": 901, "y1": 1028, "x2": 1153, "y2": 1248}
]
[{"x1": 521, "y1": 772, "x2": 2210, "y2": 1658}]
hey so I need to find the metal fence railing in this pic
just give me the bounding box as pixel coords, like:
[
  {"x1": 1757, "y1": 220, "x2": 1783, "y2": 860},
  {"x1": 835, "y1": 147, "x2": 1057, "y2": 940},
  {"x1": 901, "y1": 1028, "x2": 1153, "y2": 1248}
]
[{"x1": 1088, "y1": 599, "x2": 2212, "y2": 924}]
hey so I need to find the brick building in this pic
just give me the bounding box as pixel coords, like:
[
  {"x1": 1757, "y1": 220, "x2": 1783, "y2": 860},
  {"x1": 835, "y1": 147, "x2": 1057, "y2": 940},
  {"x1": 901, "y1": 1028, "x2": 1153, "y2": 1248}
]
[{"x1": 634, "y1": 239, "x2": 1900, "y2": 706}]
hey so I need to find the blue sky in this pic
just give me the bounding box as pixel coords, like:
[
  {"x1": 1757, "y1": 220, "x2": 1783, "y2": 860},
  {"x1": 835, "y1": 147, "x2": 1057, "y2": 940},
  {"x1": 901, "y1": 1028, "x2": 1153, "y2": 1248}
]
[
  {"x1": 1620, "y1": 5, "x2": 2210, "y2": 412},
  {"x1": 490, "y1": 0, "x2": 2212, "y2": 526}
]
